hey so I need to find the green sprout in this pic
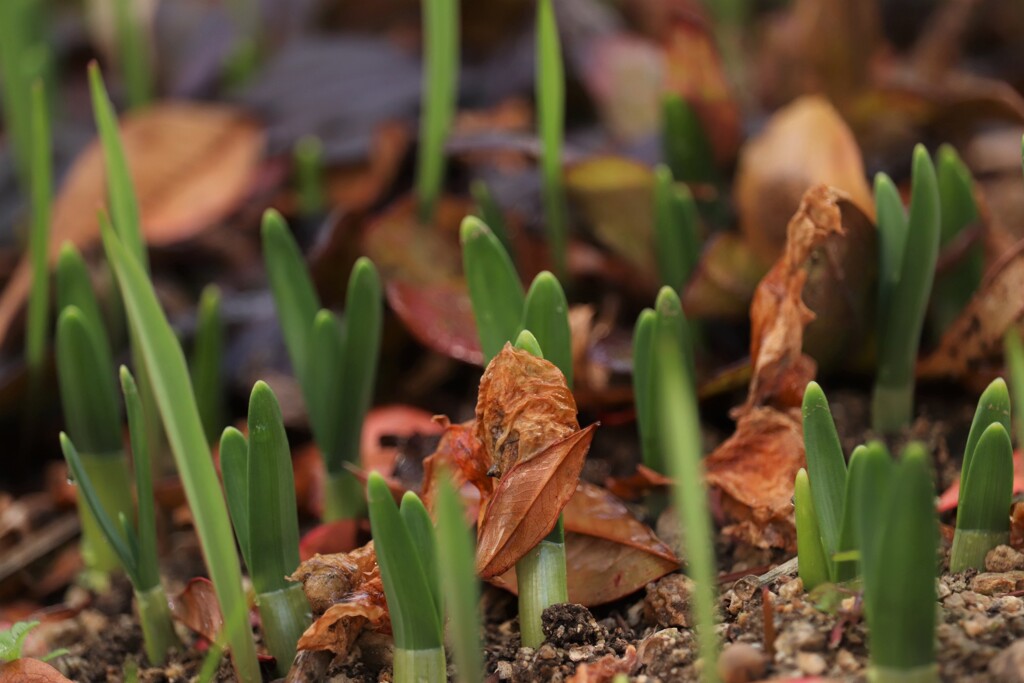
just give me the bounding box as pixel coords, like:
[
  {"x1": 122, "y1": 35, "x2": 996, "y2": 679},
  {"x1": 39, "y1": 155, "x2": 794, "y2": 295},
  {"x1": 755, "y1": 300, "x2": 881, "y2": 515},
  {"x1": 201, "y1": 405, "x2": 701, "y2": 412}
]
[
  {"x1": 862, "y1": 443, "x2": 938, "y2": 683},
  {"x1": 0, "y1": 621, "x2": 67, "y2": 663},
  {"x1": 513, "y1": 329, "x2": 570, "y2": 649},
  {"x1": 1005, "y1": 328, "x2": 1024, "y2": 448},
  {"x1": 416, "y1": 0, "x2": 459, "y2": 223},
  {"x1": 190, "y1": 285, "x2": 224, "y2": 445},
  {"x1": 59, "y1": 367, "x2": 180, "y2": 665},
  {"x1": 872, "y1": 145, "x2": 941, "y2": 434},
  {"x1": 653, "y1": 164, "x2": 701, "y2": 295},
  {"x1": 536, "y1": 0, "x2": 569, "y2": 279},
  {"x1": 112, "y1": 0, "x2": 153, "y2": 109},
  {"x1": 950, "y1": 379, "x2": 1012, "y2": 572},
  {"x1": 26, "y1": 79, "x2": 52, "y2": 398},
  {"x1": 794, "y1": 468, "x2": 829, "y2": 591},
  {"x1": 262, "y1": 209, "x2": 382, "y2": 521},
  {"x1": 367, "y1": 473, "x2": 446, "y2": 682},
  {"x1": 662, "y1": 95, "x2": 718, "y2": 187},
  {"x1": 522, "y1": 271, "x2": 573, "y2": 388},
  {"x1": 294, "y1": 135, "x2": 326, "y2": 218},
  {"x1": 434, "y1": 473, "x2": 484, "y2": 683},
  {"x1": 471, "y1": 180, "x2": 513, "y2": 258},
  {"x1": 656, "y1": 309, "x2": 719, "y2": 682},
  {"x1": 461, "y1": 216, "x2": 526, "y2": 364},
  {"x1": 100, "y1": 221, "x2": 261, "y2": 681},
  {"x1": 220, "y1": 382, "x2": 311, "y2": 675}
]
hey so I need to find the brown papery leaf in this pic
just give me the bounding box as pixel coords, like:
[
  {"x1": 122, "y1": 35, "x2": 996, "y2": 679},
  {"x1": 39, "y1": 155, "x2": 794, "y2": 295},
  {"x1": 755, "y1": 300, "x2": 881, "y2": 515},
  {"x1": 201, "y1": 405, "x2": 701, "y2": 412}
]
[
  {"x1": 0, "y1": 103, "x2": 264, "y2": 348},
  {"x1": 734, "y1": 97, "x2": 874, "y2": 266},
  {"x1": 475, "y1": 344, "x2": 580, "y2": 478},
  {"x1": 476, "y1": 425, "x2": 597, "y2": 579},
  {"x1": 421, "y1": 417, "x2": 491, "y2": 513},
  {"x1": 0, "y1": 658, "x2": 75, "y2": 683},
  {"x1": 704, "y1": 407, "x2": 804, "y2": 550},
  {"x1": 168, "y1": 577, "x2": 224, "y2": 643},
  {"x1": 289, "y1": 542, "x2": 378, "y2": 615},
  {"x1": 918, "y1": 238, "x2": 1024, "y2": 384},
  {"x1": 296, "y1": 598, "x2": 388, "y2": 655}
]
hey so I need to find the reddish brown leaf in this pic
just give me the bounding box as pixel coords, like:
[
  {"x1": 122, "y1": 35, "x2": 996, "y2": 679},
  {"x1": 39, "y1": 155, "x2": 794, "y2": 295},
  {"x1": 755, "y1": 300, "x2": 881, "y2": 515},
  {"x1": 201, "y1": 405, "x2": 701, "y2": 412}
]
[
  {"x1": 604, "y1": 465, "x2": 674, "y2": 501},
  {"x1": 298, "y1": 520, "x2": 361, "y2": 561},
  {"x1": 421, "y1": 417, "x2": 491, "y2": 513},
  {"x1": 476, "y1": 425, "x2": 597, "y2": 578},
  {"x1": 296, "y1": 597, "x2": 388, "y2": 656},
  {"x1": 0, "y1": 103, "x2": 264, "y2": 348},
  {"x1": 289, "y1": 543, "x2": 378, "y2": 615},
  {"x1": 168, "y1": 577, "x2": 223, "y2": 643},
  {"x1": 0, "y1": 658, "x2": 74, "y2": 683},
  {"x1": 568, "y1": 645, "x2": 639, "y2": 683},
  {"x1": 683, "y1": 233, "x2": 769, "y2": 320},
  {"x1": 361, "y1": 405, "x2": 444, "y2": 475}
]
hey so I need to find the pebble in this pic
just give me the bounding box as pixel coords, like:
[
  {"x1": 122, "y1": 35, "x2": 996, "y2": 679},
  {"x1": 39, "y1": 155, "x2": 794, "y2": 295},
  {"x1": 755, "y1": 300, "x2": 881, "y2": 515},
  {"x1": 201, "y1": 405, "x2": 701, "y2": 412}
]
[
  {"x1": 835, "y1": 649, "x2": 859, "y2": 672},
  {"x1": 774, "y1": 622, "x2": 826, "y2": 657},
  {"x1": 972, "y1": 572, "x2": 1024, "y2": 596},
  {"x1": 990, "y1": 639, "x2": 1024, "y2": 682},
  {"x1": 961, "y1": 615, "x2": 992, "y2": 638},
  {"x1": 778, "y1": 578, "x2": 803, "y2": 600},
  {"x1": 717, "y1": 643, "x2": 767, "y2": 683},
  {"x1": 796, "y1": 651, "x2": 828, "y2": 676},
  {"x1": 644, "y1": 574, "x2": 694, "y2": 628},
  {"x1": 987, "y1": 546, "x2": 1024, "y2": 573},
  {"x1": 494, "y1": 660, "x2": 513, "y2": 680}
]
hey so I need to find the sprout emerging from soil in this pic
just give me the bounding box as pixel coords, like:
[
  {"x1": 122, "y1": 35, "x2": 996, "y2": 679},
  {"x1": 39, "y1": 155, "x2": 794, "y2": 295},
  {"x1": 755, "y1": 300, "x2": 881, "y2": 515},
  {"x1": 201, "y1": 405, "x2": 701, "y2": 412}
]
[
  {"x1": 416, "y1": 0, "x2": 459, "y2": 224},
  {"x1": 653, "y1": 164, "x2": 702, "y2": 296},
  {"x1": 536, "y1": 0, "x2": 569, "y2": 280}
]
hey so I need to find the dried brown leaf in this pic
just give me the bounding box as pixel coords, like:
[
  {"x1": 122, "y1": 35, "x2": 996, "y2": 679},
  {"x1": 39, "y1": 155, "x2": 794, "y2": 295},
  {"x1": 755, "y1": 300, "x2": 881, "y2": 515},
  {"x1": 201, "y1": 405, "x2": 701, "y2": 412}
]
[
  {"x1": 168, "y1": 577, "x2": 223, "y2": 643},
  {"x1": 295, "y1": 587, "x2": 389, "y2": 655},
  {"x1": 289, "y1": 542, "x2": 378, "y2": 615},
  {"x1": 0, "y1": 658, "x2": 75, "y2": 683},
  {"x1": 421, "y1": 417, "x2": 491, "y2": 513}
]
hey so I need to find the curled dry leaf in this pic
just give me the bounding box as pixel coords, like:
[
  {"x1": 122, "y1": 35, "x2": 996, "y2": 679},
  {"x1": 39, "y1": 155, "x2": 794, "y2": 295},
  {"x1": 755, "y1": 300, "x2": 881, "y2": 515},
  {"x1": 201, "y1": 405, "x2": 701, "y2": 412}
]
[
  {"x1": 168, "y1": 577, "x2": 224, "y2": 643},
  {"x1": 604, "y1": 464, "x2": 674, "y2": 502},
  {"x1": 296, "y1": 597, "x2": 388, "y2": 656},
  {"x1": 918, "y1": 239, "x2": 1024, "y2": 384},
  {"x1": 289, "y1": 542, "x2": 378, "y2": 616},
  {"x1": 734, "y1": 96, "x2": 874, "y2": 266},
  {"x1": 475, "y1": 344, "x2": 580, "y2": 478},
  {"x1": 476, "y1": 425, "x2": 597, "y2": 578},
  {"x1": 0, "y1": 103, "x2": 265, "y2": 348},
  {"x1": 421, "y1": 417, "x2": 491, "y2": 514},
  {"x1": 568, "y1": 644, "x2": 639, "y2": 683},
  {"x1": 489, "y1": 482, "x2": 678, "y2": 605},
  {"x1": 0, "y1": 658, "x2": 75, "y2": 683},
  {"x1": 362, "y1": 195, "x2": 483, "y2": 364}
]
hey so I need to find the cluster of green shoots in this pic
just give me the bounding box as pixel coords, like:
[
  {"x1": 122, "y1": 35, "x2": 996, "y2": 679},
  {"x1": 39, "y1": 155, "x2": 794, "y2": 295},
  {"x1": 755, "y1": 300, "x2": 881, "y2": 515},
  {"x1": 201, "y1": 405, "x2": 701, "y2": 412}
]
[{"x1": 797, "y1": 379, "x2": 1013, "y2": 682}]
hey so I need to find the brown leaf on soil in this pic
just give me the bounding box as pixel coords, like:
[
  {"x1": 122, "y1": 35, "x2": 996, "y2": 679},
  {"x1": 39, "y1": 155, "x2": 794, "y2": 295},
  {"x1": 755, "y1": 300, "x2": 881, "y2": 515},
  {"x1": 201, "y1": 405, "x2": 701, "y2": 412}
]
[
  {"x1": 568, "y1": 644, "x2": 639, "y2": 682},
  {"x1": 0, "y1": 658, "x2": 75, "y2": 683},
  {"x1": 289, "y1": 542, "x2": 378, "y2": 615},
  {"x1": 476, "y1": 425, "x2": 597, "y2": 579},
  {"x1": 421, "y1": 417, "x2": 491, "y2": 513},
  {"x1": 475, "y1": 344, "x2": 581, "y2": 478},
  {"x1": 734, "y1": 97, "x2": 874, "y2": 266},
  {"x1": 604, "y1": 464, "x2": 674, "y2": 501},
  {"x1": 362, "y1": 195, "x2": 484, "y2": 364},
  {"x1": 488, "y1": 482, "x2": 678, "y2": 605},
  {"x1": 168, "y1": 577, "x2": 223, "y2": 643},
  {"x1": 0, "y1": 103, "x2": 264, "y2": 348},
  {"x1": 704, "y1": 407, "x2": 804, "y2": 550},
  {"x1": 918, "y1": 238, "x2": 1024, "y2": 383}
]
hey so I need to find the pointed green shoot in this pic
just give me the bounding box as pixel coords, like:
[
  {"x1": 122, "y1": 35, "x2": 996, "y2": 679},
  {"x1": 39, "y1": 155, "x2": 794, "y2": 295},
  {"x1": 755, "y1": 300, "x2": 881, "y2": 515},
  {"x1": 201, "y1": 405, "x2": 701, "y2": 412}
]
[
  {"x1": 863, "y1": 443, "x2": 938, "y2": 681},
  {"x1": 220, "y1": 427, "x2": 251, "y2": 569},
  {"x1": 655, "y1": 286, "x2": 695, "y2": 391},
  {"x1": 26, "y1": 79, "x2": 52, "y2": 384},
  {"x1": 0, "y1": 0, "x2": 50, "y2": 190},
  {"x1": 521, "y1": 271, "x2": 572, "y2": 387},
  {"x1": 190, "y1": 285, "x2": 224, "y2": 445},
  {"x1": 874, "y1": 172, "x2": 907, "y2": 332},
  {"x1": 1006, "y1": 328, "x2": 1024, "y2": 448},
  {"x1": 662, "y1": 94, "x2": 719, "y2": 186},
  {"x1": 100, "y1": 223, "x2": 260, "y2": 681},
  {"x1": 400, "y1": 492, "x2": 441, "y2": 624},
  {"x1": 471, "y1": 179, "x2": 512, "y2": 257},
  {"x1": 536, "y1": 0, "x2": 568, "y2": 279},
  {"x1": 56, "y1": 245, "x2": 105, "y2": 336},
  {"x1": 872, "y1": 145, "x2": 941, "y2": 434},
  {"x1": 653, "y1": 165, "x2": 701, "y2": 294},
  {"x1": 294, "y1": 135, "x2": 326, "y2": 217},
  {"x1": 112, "y1": 0, "x2": 153, "y2": 108},
  {"x1": 89, "y1": 62, "x2": 147, "y2": 272},
  {"x1": 306, "y1": 310, "x2": 344, "y2": 465},
  {"x1": 461, "y1": 216, "x2": 526, "y2": 362},
  {"x1": 833, "y1": 445, "x2": 868, "y2": 582},
  {"x1": 367, "y1": 474, "x2": 445, "y2": 682},
  {"x1": 262, "y1": 209, "x2": 320, "y2": 383},
  {"x1": 657, "y1": 319, "x2": 719, "y2": 682},
  {"x1": 434, "y1": 473, "x2": 483, "y2": 683},
  {"x1": 951, "y1": 422, "x2": 1013, "y2": 573},
  {"x1": 850, "y1": 441, "x2": 895, "y2": 588},
  {"x1": 960, "y1": 377, "x2": 1011, "y2": 492},
  {"x1": 801, "y1": 382, "x2": 847, "y2": 580},
  {"x1": 632, "y1": 308, "x2": 658, "y2": 473},
  {"x1": 416, "y1": 0, "x2": 459, "y2": 223},
  {"x1": 795, "y1": 468, "x2": 830, "y2": 591}
]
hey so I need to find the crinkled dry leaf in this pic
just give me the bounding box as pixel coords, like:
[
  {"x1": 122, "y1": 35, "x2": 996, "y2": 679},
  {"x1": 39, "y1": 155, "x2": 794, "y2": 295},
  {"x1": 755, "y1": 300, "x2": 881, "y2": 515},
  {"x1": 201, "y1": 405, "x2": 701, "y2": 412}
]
[
  {"x1": 568, "y1": 644, "x2": 639, "y2": 683},
  {"x1": 295, "y1": 584, "x2": 389, "y2": 656},
  {"x1": 734, "y1": 97, "x2": 874, "y2": 265},
  {"x1": 476, "y1": 425, "x2": 597, "y2": 579},
  {"x1": 604, "y1": 464, "x2": 674, "y2": 501},
  {"x1": 704, "y1": 407, "x2": 804, "y2": 550},
  {"x1": 937, "y1": 449, "x2": 1024, "y2": 513},
  {"x1": 421, "y1": 417, "x2": 491, "y2": 512},
  {"x1": 0, "y1": 658, "x2": 75, "y2": 683},
  {"x1": 475, "y1": 344, "x2": 580, "y2": 478},
  {"x1": 289, "y1": 542, "x2": 378, "y2": 615},
  {"x1": 363, "y1": 195, "x2": 483, "y2": 364},
  {"x1": 0, "y1": 103, "x2": 264, "y2": 347},
  {"x1": 168, "y1": 577, "x2": 224, "y2": 643},
  {"x1": 919, "y1": 239, "x2": 1024, "y2": 383}
]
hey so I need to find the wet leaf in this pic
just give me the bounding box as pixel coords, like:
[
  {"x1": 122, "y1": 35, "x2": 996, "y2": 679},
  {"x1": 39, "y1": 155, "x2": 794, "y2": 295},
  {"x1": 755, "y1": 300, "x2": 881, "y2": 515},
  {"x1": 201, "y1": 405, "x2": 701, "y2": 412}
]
[
  {"x1": 476, "y1": 425, "x2": 597, "y2": 578},
  {"x1": 168, "y1": 578, "x2": 224, "y2": 643},
  {"x1": 0, "y1": 103, "x2": 265, "y2": 347},
  {"x1": 919, "y1": 239, "x2": 1024, "y2": 383},
  {"x1": 362, "y1": 195, "x2": 483, "y2": 364},
  {"x1": 734, "y1": 96, "x2": 874, "y2": 265},
  {"x1": 0, "y1": 658, "x2": 74, "y2": 683}
]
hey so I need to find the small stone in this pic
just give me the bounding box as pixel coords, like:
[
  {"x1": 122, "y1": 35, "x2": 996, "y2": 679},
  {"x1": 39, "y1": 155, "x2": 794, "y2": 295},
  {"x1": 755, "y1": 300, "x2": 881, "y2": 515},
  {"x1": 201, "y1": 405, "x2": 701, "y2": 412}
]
[
  {"x1": 961, "y1": 615, "x2": 992, "y2": 637},
  {"x1": 717, "y1": 643, "x2": 767, "y2": 683},
  {"x1": 937, "y1": 579, "x2": 952, "y2": 599},
  {"x1": 731, "y1": 576, "x2": 761, "y2": 602},
  {"x1": 998, "y1": 596, "x2": 1024, "y2": 615},
  {"x1": 990, "y1": 639, "x2": 1024, "y2": 682},
  {"x1": 536, "y1": 643, "x2": 559, "y2": 660},
  {"x1": 973, "y1": 572, "x2": 1024, "y2": 596},
  {"x1": 644, "y1": 574, "x2": 694, "y2": 627},
  {"x1": 987, "y1": 546, "x2": 1024, "y2": 573},
  {"x1": 835, "y1": 649, "x2": 859, "y2": 672},
  {"x1": 778, "y1": 577, "x2": 803, "y2": 600},
  {"x1": 796, "y1": 652, "x2": 828, "y2": 676},
  {"x1": 495, "y1": 661, "x2": 513, "y2": 680},
  {"x1": 944, "y1": 592, "x2": 966, "y2": 609}
]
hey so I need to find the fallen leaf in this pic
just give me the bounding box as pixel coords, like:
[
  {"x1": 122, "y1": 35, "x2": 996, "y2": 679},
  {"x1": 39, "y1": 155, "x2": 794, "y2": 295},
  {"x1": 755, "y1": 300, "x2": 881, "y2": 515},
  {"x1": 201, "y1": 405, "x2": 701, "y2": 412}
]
[
  {"x1": 0, "y1": 103, "x2": 264, "y2": 348},
  {"x1": 568, "y1": 644, "x2": 639, "y2": 682},
  {"x1": 295, "y1": 596, "x2": 388, "y2": 656},
  {"x1": 0, "y1": 658, "x2": 74, "y2": 683},
  {"x1": 476, "y1": 426, "x2": 597, "y2": 579},
  {"x1": 298, "y1": 520, "x2": 360, "y2": 562},
  {"x1": 169, "y1": 577, "x2": 223, "y2": 643},
  {"x1": 919, "y1": 238, "x2": 1024, "y2": 383},
  {"x1": 361, "y1": 405, "x2": 445, "y2": 476},
  {"x1": 289, "y1": 542, "x2": 378, "y2": 615},
  {"x1": 421, "y1": 417, "x2": 491, "y2": 514},
  {"x1": 734, "y1": 96, "x2": 874, "y2": 266},
  {"x1": 604, "y1": 465, "x2": 674, "y2": 502}
]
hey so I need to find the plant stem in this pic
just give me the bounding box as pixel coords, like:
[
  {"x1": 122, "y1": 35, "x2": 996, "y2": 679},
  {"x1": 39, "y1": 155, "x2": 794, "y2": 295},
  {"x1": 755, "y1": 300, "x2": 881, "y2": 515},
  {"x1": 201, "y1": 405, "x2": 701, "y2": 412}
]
[
  {"x1": 323, "y1": 470, "x2": 366, "y2": 522},
  {"x1": 516, "y1": 519, "x2": 568, "y2": 649},
  {"x1": 135, "y1": 585, "x2": 178, "y2": 665},
  {"x1": 949, "y1": 529, "x2": 1007, "y2": 574},
  {"x1": 868, "y1": 664, "x2": 939, "y2": 683},
  {"x1": 77, "y1": 452, "x2": 134, "y2": 577},
  {"x1": 258, "y1": 584, "x2": 311, "y2": 676},
  {"x1": 393, "y1": 646, "x2": 447, "y2": 683}
]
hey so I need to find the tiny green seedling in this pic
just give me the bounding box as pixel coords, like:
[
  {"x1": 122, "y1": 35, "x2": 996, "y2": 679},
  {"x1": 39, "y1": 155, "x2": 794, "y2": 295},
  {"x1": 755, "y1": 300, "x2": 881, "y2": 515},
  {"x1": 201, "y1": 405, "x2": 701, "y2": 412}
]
[
  {"x1": 367, "y1": 473, "x2": 446, "y2": 682},
  {"x1": 190, "y1": 285, "x2": 224, "y2": 446},
  {"x1": 471, "y1": 179, "x2": 513, "y2": 258},
  {"x1": 0, "y1": 621, "x2": 68, "y2": 663},
  {"x1": 262, "y1": 209, "x2": 383, "y2": 521},
  {"x1": 662, "y1": 94, "x2": 718, "y2": 187},
  {"x1": 416, "y1": 0, "x2": 459, "y2": 224},
  {"x1": 536, "y1": 0, "x2": 569, "y2": 279},
  {"x1": 653, "y1": 164, "x2": 701, "y2": 295},
  {"x1": 872, "y1": 145, "x2": 941, "y2": 434},
  {"x1": 1006, "y1": 328, "x2": 1024, "y2": 448},
  {"x1": 794, "y1": 468, "x2": 829, "y2": 591}
]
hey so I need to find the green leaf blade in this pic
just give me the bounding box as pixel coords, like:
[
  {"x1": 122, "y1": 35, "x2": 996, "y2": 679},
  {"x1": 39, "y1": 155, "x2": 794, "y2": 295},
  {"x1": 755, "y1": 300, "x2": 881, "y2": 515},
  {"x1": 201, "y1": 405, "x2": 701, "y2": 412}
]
[
  {"x1": 521, "y1": 271, "x2": 572, "y2": 387},
  {"x1": 461, "y1": 216, "x2": 526, "y2": 362},
  {"x1": 795, "y1": 468, "x2": 830, "y2": 591},
  {"x1": 800, "y1": 381, "x2": 847, "y2": 576}
]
